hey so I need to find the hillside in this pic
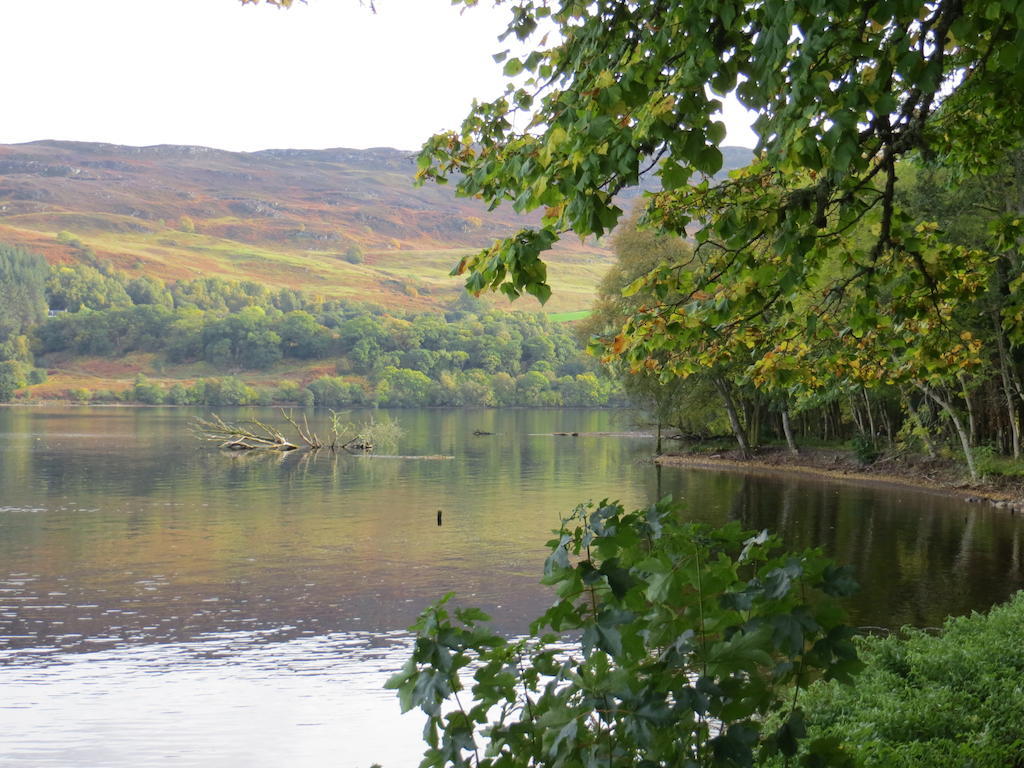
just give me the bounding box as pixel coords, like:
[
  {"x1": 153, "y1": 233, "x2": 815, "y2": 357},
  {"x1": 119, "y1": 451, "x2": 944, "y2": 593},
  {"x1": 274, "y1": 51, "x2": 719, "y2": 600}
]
[{"x1": 0, "y1": 140, "x2": 751, "y2": 314}]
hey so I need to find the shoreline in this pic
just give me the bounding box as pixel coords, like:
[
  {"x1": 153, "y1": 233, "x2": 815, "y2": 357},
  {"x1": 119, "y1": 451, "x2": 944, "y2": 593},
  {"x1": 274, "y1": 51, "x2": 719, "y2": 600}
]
[{"x1": 656, "y1": 449, "x2": 1024, "y2": 509}]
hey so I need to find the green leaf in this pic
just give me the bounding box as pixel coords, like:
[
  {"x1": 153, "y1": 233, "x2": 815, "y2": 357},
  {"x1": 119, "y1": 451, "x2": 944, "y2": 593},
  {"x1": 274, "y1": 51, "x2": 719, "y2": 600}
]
[
  {"x1": 695, "y1": 146, "x2": 724, "y2": 175},
  {"x1": 526, "y1": 281, "x2": 552, "y2": 304},
  {"x1": 661, "y1": 159, "x2": 691, "y2": 190},
  {"x1": 503, "y1": 57, "x2": 523, "y2": 76}
]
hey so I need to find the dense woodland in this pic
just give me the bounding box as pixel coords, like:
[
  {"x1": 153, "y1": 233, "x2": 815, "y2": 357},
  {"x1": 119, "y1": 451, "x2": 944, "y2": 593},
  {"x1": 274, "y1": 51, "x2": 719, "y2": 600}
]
[
  {"x1": 583, "y1": 154, "x2": 1024, "y2": 479},
  {"x1": 0, "y1": 244, "x2": 617, "y2": 408}
]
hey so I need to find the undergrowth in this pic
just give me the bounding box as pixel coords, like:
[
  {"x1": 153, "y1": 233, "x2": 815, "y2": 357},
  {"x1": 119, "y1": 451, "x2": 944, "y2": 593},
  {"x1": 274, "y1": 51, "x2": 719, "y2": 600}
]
[{"x1": 781, "y1": 592, "x2": 1024, "y2": 767}]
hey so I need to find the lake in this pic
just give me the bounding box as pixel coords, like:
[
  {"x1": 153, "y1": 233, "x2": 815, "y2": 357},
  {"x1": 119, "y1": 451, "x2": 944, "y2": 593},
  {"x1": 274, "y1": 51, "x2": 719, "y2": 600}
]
[{"x1": 1, "y1": 406, "x2": 1022, "y2": 767}]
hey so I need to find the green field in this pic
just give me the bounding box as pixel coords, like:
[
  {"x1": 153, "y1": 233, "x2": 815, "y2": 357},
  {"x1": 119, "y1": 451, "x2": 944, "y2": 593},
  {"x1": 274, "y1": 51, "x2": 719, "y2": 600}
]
[{"x1": 548, "y1": 310, "x2": 592, "y2": 322}]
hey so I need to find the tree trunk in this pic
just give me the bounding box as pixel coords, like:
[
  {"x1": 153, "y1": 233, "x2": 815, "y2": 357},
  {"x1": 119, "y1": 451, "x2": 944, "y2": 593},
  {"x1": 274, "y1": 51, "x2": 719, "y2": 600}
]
[
  {"x1": 781, "y1": 407, "x2": 799, "y2": 455},
  {"x1": 915, "y1": 382, "x2": 978, "y2": 481},
  {"x1": 656, "y1": 420, "x2": 663, "y2": 455},
  {"x1": 862, "y1": 388, "x2": 877, "y2": 442},
  {"x1": 850, "y1": 396, "x2": 865, "y2": 436},
  {"x1": 714, "y1": 376, "x2": 750, "y2": 458},
  {"x1": 957, "y1": 373, "x2": 978, "y2": 449},
  {"x1": 749, "y1": 398, "x2": 762, "y2": 448},
  {"x1": 991, "y1": 311, "x2": 1021, "y2": 458}
]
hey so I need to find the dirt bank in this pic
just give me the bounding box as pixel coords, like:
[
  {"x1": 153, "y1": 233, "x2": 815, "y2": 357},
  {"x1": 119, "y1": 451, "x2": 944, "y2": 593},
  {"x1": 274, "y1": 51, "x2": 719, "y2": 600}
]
[{"x1": 656, "y1": 447, "x2": 1024, "y2": 510}]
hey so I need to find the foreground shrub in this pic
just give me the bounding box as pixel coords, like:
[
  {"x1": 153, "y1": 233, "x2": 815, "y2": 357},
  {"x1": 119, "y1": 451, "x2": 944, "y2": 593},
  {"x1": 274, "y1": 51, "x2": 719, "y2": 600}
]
[
  {"x1": 790, "y1": 592, "x2": 1024, "y2": 767},
  {"x1": 387, "y1": 499, "x2": 861, "y2": 768}
]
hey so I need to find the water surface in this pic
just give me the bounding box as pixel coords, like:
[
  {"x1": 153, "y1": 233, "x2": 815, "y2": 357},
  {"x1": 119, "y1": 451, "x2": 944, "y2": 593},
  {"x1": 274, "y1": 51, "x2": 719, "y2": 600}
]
[{"x1": 1, "y1": 406, "x2": 1021, "y2": 767}]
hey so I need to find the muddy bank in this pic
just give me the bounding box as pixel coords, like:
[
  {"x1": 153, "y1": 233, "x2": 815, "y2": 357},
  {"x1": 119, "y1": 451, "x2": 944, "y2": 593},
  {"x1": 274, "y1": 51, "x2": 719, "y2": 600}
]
[{"x1": 656, "y1": 447, "x2": 1024, "y2": 510}]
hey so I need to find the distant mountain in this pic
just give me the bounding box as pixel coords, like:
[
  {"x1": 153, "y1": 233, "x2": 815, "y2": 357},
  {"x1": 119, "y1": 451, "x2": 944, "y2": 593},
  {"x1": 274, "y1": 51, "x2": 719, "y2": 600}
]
[{"x1": 0, "y1": 140, "x2": 752, "y2": 312}]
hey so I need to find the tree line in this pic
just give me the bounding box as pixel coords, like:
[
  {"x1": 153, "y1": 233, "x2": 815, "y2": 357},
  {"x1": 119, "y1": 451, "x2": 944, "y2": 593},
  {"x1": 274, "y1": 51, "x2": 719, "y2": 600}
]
[
  {"x1": 579, "y1": 152, "x2": 1024, "y2": 480},
  {"x1": 0, "y1": 248, "x2": 620, "y2": 408}
]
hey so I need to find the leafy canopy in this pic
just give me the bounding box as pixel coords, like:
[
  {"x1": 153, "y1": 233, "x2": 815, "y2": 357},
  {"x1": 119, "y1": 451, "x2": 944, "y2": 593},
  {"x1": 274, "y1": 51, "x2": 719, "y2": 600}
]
[
  {"x1": 420, "y1": 0, "x2": 1023, "y2": 292},
  {"x1": 410, "y1": 0, "x2": 1024, "y2": 400}
]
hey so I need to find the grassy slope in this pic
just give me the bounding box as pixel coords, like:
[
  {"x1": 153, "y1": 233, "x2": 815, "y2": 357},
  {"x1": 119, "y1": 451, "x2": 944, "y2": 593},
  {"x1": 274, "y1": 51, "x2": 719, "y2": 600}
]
[{"x1": 0, "y1": 141, "x2": 617, "y2": 314}]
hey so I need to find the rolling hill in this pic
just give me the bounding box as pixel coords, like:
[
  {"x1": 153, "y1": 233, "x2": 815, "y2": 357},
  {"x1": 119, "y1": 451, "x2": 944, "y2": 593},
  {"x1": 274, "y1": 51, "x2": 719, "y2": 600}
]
[{"x1": 0, "y1": 140, "x2": 751, "y2": 313}]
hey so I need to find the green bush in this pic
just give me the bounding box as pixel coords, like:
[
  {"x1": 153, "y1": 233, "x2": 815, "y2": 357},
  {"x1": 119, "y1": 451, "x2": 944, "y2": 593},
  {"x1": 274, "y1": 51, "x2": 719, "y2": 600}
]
[
  {"x1": 850, "y1": 434, "x2": 880, "y2": 466},
  {"x1": 0, "y1": 359, "x2": 29, "y2": 401},
  {"x1": 166, "y1": 383, "x2": 191, "y2": 405},
  {"x1": 787, "y1": 592, "x2": 1024, "y2": 767},
  {"x1": 308, "y1": 375, "x2": 367, "y2": 407},
  {"x1": 973, "y1": 444, "x2": 1024, "y2": 478},
  {"x1": 388, "y1": 499, "x2": 861, "y2": 768},
  {"x1": 131, "y1": 375, "x2": 165, "y2": 405},
  {"x1": 272, "y1": 381, "x2": 305, "y2": 404},
  {"x1": 68, "y1": 388, "x2": 91, "y2": 403}
]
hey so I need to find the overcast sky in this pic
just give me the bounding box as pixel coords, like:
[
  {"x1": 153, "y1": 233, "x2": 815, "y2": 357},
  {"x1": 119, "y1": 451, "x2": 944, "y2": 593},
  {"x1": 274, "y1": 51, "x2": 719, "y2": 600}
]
[{"x1": 1, "y1": 0, "x2": 758, "y2": 153}]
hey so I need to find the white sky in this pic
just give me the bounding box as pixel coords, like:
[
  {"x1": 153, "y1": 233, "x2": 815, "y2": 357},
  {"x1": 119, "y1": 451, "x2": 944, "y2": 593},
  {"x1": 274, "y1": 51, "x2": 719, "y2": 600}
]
[{"x1": 0, "y1": 0, "x2": 759, "y2": 153}]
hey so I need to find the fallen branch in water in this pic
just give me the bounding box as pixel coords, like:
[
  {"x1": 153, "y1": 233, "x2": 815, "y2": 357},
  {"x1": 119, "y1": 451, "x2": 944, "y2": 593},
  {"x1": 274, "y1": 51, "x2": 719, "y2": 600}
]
[
  {"x1": 192, "y1": 412, "x2": 300, "y2": 452},
  {"x1": 193, "y1": 409, "x2": 405, "y2": 454},
  {"x1": 280, "y1": 409, "x2": 322, "y2": 449}
]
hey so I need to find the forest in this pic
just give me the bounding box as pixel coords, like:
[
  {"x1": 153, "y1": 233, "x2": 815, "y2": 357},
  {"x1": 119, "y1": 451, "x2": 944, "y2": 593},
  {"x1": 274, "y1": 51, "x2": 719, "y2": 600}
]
[{"x1": 0, "y1": 245, "x2": 618, "y2": 408}]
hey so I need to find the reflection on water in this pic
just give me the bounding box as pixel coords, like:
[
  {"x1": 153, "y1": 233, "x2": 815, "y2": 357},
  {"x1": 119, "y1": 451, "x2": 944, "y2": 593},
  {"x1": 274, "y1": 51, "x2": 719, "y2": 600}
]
[{"x1": 1, "y1": 406, "x2": 1023, "y2": 767}]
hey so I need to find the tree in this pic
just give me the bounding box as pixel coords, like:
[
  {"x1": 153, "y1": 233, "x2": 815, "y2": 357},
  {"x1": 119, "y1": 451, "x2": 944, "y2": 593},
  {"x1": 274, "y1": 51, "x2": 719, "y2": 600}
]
[
  {"x1": 125, "y1": 276, "x2": 173, "y2": 308},
  {"x1": 279, "y1": 310, "x2": 331, "y2": 359},
  {"x1": 0, "y1": 359, "x2": 29, "y2": 402},
  {"x1": 387, "y1": 499, "x2": 861, "y2": 768},
  {"x1": 377, "y1": 366, "x2": 434, "y2": 407},
  {"x1": 0, "y1": 244, "x2": 48, "y2": 345},
  {"x1": 420, "y1": 0, "x2": 1022, "y2": 299},
  {"x1": 408, "y1": 3, "x2": 1022, "y2": 464},
  {"x1": 46, "y1": 264, "x2": 131, "y2": 312},
  {"x1": 582, "y1": 211, "x2": 735, "y2": 446},
  {"x1": 343, "y1": 245, "x2": 364, "y2": 264}
]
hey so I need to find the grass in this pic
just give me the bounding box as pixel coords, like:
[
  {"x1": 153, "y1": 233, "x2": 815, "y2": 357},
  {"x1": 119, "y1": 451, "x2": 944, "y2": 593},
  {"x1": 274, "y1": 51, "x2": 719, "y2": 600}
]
[
  {"x1": 28, "y1": 354, "x2": 346, "y2": 400},
  {"x1": 548, "y1": 309, "x2": 592, "y2": 322},
  {"x1": 15, "y1": 217, "x2": 609, "y2": 314}
]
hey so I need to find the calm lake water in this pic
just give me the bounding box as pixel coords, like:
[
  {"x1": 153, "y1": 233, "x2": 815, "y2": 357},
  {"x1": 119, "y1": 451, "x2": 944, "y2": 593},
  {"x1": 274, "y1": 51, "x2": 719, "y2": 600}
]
[{"x1": 1, "y1": 406, "x2": 1023, "y2": 767}]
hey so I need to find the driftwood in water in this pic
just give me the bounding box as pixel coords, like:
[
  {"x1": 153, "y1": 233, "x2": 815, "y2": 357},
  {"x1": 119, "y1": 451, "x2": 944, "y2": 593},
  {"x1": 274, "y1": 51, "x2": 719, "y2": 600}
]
[
  {"x1": 340, "y1": 438, "x2": 374, "y2": 452},
  {"x1": 196, "y1": 410, "x2": 411, "y2": 456},
  {"x1": 279, "y1": 409, "x2": 322, "y2": 449},
  {"x1": 193, "y1": 413, "x2": 301, "y2": 452}
]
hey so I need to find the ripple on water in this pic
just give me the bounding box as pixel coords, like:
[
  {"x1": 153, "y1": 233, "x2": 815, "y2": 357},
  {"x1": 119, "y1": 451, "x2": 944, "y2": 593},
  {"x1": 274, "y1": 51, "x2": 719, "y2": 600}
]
[{"x1": 0, "y1": 629, "x2": 425, "y2": 768}]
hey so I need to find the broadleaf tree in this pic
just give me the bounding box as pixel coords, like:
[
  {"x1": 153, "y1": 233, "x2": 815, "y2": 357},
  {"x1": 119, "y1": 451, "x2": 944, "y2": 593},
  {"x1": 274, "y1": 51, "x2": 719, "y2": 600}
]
[{"x1": 409, "y1": 0, "x2": 1022, "y2": 475}]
